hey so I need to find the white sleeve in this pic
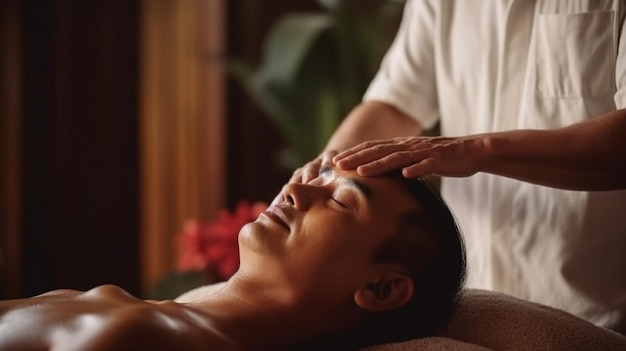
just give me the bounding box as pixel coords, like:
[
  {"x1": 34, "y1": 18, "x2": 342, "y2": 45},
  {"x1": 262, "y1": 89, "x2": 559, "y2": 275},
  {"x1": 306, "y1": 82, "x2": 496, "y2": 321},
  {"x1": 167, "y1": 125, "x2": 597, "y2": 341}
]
[
  {"x1": 614, "y1": 2, "x2": 626, "y2": 108},
  {"x1": 363, "y1": 0, "x2": 440, "y2": 130}
]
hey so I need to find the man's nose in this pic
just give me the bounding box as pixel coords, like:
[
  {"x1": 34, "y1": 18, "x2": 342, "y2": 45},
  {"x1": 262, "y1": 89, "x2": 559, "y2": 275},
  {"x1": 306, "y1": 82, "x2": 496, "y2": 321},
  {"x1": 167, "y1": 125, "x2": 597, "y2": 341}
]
[{"x1": 280, "y1": 182, "x2": 326, "y2": 210}]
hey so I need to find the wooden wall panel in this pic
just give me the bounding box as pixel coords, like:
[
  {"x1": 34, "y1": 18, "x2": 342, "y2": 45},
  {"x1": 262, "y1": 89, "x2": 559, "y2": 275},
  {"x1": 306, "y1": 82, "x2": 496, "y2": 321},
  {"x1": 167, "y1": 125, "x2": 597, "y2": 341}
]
[{"x1": 140, "y1": 0, "x2": 225, "y2": 291}]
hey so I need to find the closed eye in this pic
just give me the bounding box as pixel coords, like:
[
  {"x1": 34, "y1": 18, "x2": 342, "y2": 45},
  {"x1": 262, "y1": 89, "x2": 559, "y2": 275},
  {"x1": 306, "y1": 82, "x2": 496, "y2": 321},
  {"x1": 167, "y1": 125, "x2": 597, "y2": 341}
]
[{"x1": 331, "y1": 197, "x2": 348, "y2": 209}]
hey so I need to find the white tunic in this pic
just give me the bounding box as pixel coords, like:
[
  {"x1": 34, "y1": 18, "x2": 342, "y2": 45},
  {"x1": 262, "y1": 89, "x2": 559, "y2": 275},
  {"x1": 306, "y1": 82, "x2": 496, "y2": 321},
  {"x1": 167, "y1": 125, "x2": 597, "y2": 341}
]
[{"x1": 364, "y1": 0, "x2": 626, "y2": 330}]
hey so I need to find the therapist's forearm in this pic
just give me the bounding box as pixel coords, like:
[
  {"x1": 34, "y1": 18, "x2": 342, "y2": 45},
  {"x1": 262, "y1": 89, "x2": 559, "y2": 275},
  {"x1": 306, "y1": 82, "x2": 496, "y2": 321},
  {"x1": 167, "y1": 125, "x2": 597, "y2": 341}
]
[
  {"x1": 325, "y1": 101, "x2": 422, "y2": 153},
  {"x1": 481, "y1": 109, "x2": 626, "y2": 190}
]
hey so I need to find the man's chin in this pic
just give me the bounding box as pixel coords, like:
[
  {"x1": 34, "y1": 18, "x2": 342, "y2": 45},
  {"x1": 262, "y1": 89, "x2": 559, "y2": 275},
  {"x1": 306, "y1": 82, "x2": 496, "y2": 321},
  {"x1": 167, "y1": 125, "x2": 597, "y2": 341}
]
[{"x1": 238, "y1": 221, "x2": 285, "y2": 254}]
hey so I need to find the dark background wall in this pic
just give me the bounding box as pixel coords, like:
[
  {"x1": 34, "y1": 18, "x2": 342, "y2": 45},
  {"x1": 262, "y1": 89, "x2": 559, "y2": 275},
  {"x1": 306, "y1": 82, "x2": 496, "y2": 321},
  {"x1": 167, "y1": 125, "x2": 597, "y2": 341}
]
[{"x1": 14, "y1": 0, "x2": 141, "y2": 297}]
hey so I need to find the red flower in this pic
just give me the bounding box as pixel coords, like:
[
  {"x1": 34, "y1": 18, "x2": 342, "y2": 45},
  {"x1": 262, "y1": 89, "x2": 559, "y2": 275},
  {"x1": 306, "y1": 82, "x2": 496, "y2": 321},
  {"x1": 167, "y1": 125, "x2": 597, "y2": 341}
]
[{"x1": 176, "y1": 201, "x2": 267, "y2": 281}]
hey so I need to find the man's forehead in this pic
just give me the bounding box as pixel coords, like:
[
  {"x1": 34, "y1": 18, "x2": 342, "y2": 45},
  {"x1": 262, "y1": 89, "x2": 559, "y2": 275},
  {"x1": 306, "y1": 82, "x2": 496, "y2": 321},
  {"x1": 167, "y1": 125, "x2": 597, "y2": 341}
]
[
  {"x1": 318, "y1": 166, "x2": 373, "y2": 199},
  {"x1": 318, "y1": 166, "x2": 417, "y2": 206}
]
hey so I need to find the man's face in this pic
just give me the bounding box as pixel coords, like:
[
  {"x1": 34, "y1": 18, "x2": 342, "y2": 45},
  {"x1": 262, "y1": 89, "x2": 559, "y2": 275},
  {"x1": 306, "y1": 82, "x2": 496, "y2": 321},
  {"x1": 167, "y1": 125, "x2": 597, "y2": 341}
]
[{"x1": 238, "y1": 167, "x2": 421, "y2": 302}]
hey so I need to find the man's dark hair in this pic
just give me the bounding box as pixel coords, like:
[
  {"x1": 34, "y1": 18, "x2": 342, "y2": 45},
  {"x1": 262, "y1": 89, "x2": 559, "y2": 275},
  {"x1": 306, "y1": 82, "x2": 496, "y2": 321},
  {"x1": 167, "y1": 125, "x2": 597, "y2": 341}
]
[
  {"x1": 366, "y1": 172, "x2": 467, "y2": 344},
  {"x1": 298, "y1": 172, "x2": 466, "y2": 350}
]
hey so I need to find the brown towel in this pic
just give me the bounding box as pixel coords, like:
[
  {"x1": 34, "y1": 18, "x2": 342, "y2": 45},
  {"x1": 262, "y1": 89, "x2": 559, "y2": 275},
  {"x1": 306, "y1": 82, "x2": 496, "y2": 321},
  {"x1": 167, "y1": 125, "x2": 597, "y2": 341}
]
[
  {"x1": 363, "y1": 289, "x2": 626, "y2": 351},
  {"x1": 363, "y1": 336, "x2": 493, "y2": 350}
]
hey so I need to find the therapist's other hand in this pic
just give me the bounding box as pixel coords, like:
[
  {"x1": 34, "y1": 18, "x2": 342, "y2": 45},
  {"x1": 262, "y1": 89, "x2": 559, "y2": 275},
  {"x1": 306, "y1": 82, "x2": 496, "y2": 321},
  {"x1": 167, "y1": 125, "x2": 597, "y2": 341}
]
[
  {"x1": 333, "y1": 136, "x2": 486, "y2": 178},
  {"x1": 290, "y1": 150, "x2": 339, "y2": 184}
]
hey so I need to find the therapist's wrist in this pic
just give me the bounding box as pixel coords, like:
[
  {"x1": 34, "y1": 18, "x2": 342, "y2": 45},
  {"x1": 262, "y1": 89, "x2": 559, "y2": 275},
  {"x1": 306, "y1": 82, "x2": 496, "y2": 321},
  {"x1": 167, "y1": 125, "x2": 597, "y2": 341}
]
[{"x1": 471, "y1": 133, "x2": 498, "y2": 174}]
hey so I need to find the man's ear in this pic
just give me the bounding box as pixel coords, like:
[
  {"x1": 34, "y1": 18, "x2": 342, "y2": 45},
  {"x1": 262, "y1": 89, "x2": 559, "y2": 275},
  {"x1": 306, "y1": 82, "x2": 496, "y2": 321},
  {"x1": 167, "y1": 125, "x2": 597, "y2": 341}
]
[{"x1": 354, "y1": 273, "x2": 414, "y2": 312}]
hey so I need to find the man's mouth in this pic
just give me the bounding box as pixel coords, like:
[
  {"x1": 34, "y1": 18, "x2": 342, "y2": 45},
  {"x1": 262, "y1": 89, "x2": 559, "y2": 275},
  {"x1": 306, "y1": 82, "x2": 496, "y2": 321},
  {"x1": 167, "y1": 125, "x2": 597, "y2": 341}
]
[{"x1": 262, "y1": 205, "x2": 290, "y2": 231}]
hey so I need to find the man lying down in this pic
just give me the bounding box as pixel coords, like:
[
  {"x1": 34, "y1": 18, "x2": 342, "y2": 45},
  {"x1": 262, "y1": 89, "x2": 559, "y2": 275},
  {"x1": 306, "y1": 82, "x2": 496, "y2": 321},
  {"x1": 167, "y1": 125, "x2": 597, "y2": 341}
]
[{"x1": 0, "y1": 167, "x2": 466, "y2": 351}]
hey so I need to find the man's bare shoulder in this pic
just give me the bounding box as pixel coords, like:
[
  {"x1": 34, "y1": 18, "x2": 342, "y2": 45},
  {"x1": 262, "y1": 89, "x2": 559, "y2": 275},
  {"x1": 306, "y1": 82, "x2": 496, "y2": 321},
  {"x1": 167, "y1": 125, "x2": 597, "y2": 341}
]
[{"x1": 0, "y1": 285, "x2": 243, "y2": 351}]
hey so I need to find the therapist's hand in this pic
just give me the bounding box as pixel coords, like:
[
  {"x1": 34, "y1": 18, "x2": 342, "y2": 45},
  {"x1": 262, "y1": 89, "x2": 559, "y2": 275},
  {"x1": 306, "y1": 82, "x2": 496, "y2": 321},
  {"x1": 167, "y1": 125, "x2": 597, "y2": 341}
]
[
  {"x1": 333, "y1": 136, "x2": 487, "y2": 178},
  {"x1": 290, "y1": 150, "x2": 338, "y2": 183}
]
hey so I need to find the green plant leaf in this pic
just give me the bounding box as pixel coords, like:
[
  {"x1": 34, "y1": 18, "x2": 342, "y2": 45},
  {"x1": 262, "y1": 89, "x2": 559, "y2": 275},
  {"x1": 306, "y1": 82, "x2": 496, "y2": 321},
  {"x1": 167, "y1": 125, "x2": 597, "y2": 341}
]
[
  {"x1": 258, "y1": 13, "x2": 332, "y2": 84},
  {"x1": 316, "y1": 0, "x2": 341, "y2": 11},
  {"x1": 224, "y1": 58, "x2": 254, "y2": 89}
]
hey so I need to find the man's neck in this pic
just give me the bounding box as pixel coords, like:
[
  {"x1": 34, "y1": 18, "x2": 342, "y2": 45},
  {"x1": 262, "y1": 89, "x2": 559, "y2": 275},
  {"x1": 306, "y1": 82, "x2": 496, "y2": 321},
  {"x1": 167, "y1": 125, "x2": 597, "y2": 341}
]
[{"x1": 183, "y1": 276, "x2": 331, "y2": 351}]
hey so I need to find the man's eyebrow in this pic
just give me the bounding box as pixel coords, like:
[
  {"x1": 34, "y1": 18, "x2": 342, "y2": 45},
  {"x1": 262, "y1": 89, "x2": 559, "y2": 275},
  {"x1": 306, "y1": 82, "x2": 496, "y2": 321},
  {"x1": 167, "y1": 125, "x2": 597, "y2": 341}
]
[
  {"x1": 319, "y1": 166, "x2": 373, "y2": 200},
  {"x1": 343, "y1": 178, "x2": 373, "y2": 200},
  {"x1": 319, "y1": 165, "x2": 333, "y2": 176}
]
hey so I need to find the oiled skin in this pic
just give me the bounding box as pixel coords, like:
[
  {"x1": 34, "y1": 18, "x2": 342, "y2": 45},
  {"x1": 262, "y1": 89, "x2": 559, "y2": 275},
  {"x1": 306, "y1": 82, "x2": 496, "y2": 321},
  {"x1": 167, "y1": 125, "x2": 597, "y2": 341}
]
[{"x1": 0, "y1": 285, "x2": 242, "y2": 351}]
